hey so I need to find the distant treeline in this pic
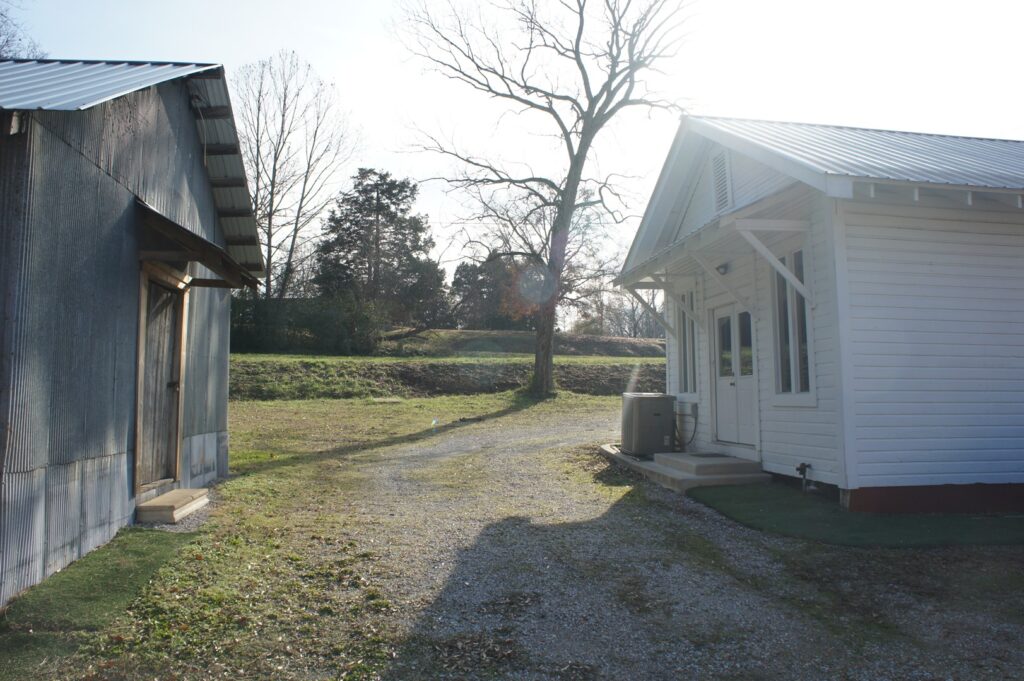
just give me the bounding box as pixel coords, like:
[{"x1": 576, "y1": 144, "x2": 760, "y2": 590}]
[{"x1": 231, "y1": 167, "x2": 662, "y2": 355}]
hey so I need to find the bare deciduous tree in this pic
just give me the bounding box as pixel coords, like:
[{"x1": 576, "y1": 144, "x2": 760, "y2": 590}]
[
  {"x1": 0, "y1": 3, "x2": 44, "y2": 59},
  {"x1": 606, "y1": 288, "x2": 663, "y2": 338},
  {"x1": 460, "y1": 186, "x2": 617, "y2": 316},
  {"x1": 407, "y1": 0, "x2": 684, "y2": 395},
  {"x1": 234, "y1": 51, "x2": 355, "y2": 299}
]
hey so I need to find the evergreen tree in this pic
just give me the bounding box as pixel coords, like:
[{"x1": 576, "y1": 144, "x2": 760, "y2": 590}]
[
  {"x1": 450, "y1": 259, "x2": 534, "y2": 331},
  {"x1": 315, "y1": 168, "x2": 451, "y2": 327}
]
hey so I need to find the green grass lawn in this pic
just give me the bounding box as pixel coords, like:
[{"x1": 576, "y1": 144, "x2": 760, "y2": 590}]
[
  {"x1": 0, "y1": 528, "x2": 195, "y2": 681},
  {"x1": 688, "y1": 482, "x2": 1024, "y2": 547},
  {"x1": 0, "y1": 392, "x2": 617, "y2": 679}
]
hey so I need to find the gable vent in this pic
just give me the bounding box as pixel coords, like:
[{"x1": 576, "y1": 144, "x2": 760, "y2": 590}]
[{"x1": 711, "y1": 151, "x2": 732, "y2": 213}]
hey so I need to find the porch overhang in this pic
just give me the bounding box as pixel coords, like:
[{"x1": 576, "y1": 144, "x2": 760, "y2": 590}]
[
  {"x1": 616, "y1": 199, "x2": 815, "y2": 322},
  {"x1": 137, "y1": 199, "x2": 260, "y2": 289}
]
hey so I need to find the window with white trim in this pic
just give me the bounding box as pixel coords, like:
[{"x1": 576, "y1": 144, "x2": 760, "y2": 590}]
[
  {"x1": 677, "y1": 292, "x2": 697, "y2": 394},
  {"x1": 773, "y1": 250, "x2": 811, "y2": 394}
]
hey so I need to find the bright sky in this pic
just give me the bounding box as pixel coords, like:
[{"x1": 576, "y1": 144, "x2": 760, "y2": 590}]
[{"x1": 13, "y1": 0, "x2": 1024, "y2": 268}]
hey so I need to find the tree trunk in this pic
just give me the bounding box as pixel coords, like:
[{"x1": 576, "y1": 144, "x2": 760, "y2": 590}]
[
  {"x1": 525, "y1": 138, "x2": 590, "y2": 397},
  {"x1": 529, "y1": 298, "x2": 557, "y2": 395}
]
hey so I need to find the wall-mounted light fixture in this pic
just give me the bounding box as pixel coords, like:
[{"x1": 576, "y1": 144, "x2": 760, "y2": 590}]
[{"x1": 715, "y1": 262, "x2": 729, "y2": 276}]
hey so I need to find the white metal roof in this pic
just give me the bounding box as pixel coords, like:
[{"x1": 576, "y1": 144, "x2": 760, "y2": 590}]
[
  {"x1": 689, "y1": 115, "x2": 1024, "y2": 192},
  {"x1": 0, "y1": 59, "x2": 219, "y2": 110},
  {"x1": 0, "y1": 59, "x2": 263, "y2": 277}
]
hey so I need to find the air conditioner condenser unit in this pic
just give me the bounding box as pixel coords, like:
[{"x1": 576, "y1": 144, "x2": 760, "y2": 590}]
[{"x1": 620, "y1": 392, "x2": 675, "y2": 458}]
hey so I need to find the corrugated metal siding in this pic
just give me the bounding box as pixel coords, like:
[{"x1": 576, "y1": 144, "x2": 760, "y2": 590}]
[
  {"x1": 843, "y1": 200, "x2": 1024, "y2": 487},
  {"x1": 0, "y1": 60, "x2": 264, "y2": 275},
  {"x1": 0, "y1": 121, "x2": 33, "y2": 605},
  {"x1": 0, "y1": 78, "x2": 232, "y2": 604},
  {"x1": 182, "y1": 286, "x2": 229, "y2": 438},
  {"x1": 694, "y1": 116, "x2": 1024, "y2": 191}
]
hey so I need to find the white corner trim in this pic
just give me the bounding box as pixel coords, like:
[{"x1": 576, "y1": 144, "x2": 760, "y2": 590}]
[{"x1": 830, "y1": 199, "x2": 860, "y2": 491}]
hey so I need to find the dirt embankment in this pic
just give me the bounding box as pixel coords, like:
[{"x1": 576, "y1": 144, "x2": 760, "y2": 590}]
[
  {"x1": 230, "y1": 360, "x2": 665, "y2": 400},
  {"x1": 377, "y1": 329, "x2": 665, "y2": 358}
]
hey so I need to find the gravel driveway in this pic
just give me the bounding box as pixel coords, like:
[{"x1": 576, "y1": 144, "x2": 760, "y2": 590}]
[{"x1": 330, "y1": 404, "x2": 1024, "y2": 680}]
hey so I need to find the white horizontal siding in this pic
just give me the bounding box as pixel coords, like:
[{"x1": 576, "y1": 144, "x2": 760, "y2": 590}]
[
  {"x1": 663, "y1": 193, "x2": 844, "y2": 485},
  {"x1": 843, "y1": 201, "x2": 1024, "y2": 487},
  {"x1": 753, "y1": 195, "x2": 844, "y2": 485}
]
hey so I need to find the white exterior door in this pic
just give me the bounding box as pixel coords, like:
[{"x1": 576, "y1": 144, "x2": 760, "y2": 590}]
[{"x1": 714, "y1": 305, "x2": 756, "y2": 446}]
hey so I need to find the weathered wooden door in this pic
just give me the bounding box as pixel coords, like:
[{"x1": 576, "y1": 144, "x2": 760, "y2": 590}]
[{"x1": 138, "y1": 281, "x2": 182, "y2": 487}]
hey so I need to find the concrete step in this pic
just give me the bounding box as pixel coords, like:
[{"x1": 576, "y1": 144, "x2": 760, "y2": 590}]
[
  {"x1": 654, "y1": 451, "x2": 763, "y2": 476},
  {"x1": 601, "y1": 445, "x2": 771, "y2": 494},
  {"x1": 136, "y1": 488, "x2": 208, "y2": 524}
]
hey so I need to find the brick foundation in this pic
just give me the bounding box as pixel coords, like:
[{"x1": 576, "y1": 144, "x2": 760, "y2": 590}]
[{"x1": 842, "y1": 483, "x2": 1024, "y2": 514}]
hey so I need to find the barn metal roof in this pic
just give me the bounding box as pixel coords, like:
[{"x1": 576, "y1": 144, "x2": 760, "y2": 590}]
[
  {"x1": 0, "y1": 59, "x2": 219, "y2": 110},
  {"x1": 688, "y1": 115, "x2": 1024, "y2": 192},
  {"x1": 0, "y1": 59, "x2": 263, "y2": 278}
]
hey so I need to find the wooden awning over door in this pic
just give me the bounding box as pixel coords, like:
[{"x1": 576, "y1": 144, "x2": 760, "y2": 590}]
[{"x1": 136, "y1": 199, "x2": 260, "y2": 289}]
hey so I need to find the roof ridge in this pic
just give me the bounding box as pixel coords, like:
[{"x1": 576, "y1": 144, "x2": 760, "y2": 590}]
[{"x1": 690, "y1": 114, "x2": 1024, "y2": 145}]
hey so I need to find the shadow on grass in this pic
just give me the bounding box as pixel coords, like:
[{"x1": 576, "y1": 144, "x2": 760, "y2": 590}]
[
  {"x1": 688, "y1": 481, "x2": 1024, "y2": 547},
  {"x1": 233, "y1": 392, "x2": 548, "y2": 478},
  {"x1": 0, "y1": 527, "x2": 196, "y2": 681}
]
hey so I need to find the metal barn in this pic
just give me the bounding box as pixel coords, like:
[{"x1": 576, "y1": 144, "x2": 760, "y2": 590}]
[{"x1": 0, "y1": 60, "x2": 262, "y2": 604}]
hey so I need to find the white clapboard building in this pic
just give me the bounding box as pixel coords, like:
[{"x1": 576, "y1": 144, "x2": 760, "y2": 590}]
[{"x1": 617, "y1": 116, "x2": 1024, "y2": 512}]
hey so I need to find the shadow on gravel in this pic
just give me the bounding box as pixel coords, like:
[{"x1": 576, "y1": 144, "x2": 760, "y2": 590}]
[
  {"x1": 377, "y1": 474, "x2": 1024, "y2": 680},
  {"x1": 377, "y1": 489, "x2": 725, "y2": 681},
  {"x1": 234, "y1": 394, "x2": 544, "y2": 478}
]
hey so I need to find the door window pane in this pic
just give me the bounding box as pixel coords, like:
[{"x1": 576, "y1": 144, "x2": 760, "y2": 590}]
[
  {"x1": 717, "y1": 315, "x2": 733, "y2": 377},
  {"x1": 738, "y1": 311, "x2": 753, "y2": 376}
]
